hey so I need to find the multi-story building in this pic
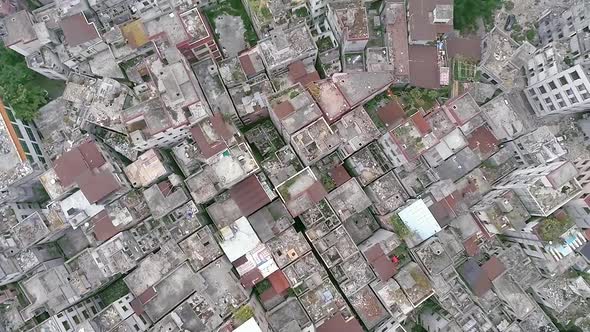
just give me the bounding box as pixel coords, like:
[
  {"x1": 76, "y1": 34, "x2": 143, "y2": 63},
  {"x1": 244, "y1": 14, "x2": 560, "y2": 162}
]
[
  {"x1": 326, "y1": 2, "x2": 369, "y2": 54},
  {"x1": 494, "y1": 161, "x2": 582, "y2": 217},
  {"x1": 0, "y1": 101, "x2": 48, "y2": 204},
  {"x1": 407, "y1": 0, "x2": 453, "y2": 44},
  {"x1": 508, "y1": 126, "x2": 567, "y2": 166},
  {"x1": 524, "y1": 59, "x2": 590, "y2": 116},
  {"x1": 565, "y1": 159, "x2": 590, "y2": 228},
  {"x1": 2, "y1": 10, "x2": 54, "y2": 57},
  {"x1": 258, "y1": 24, "x2": 318, "y2": 76}
]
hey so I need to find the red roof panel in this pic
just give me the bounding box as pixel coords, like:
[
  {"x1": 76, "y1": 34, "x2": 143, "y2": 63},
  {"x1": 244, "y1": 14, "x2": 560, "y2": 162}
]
[{"x1": 229, "y1": 175, "x2": 272, "y2": 216}]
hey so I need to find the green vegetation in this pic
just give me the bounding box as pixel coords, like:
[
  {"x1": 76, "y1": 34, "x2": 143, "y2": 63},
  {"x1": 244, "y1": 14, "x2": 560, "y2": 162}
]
[
  {"x1": 233, "y1": 305, "x2": 254, "y2": 325},
  {"x1": 390, "y1": 214, "x2": 410, "y2": 239},
  {"x1": 96, "y1": 278, "x2": 130, "y2": 306},
  {"x1": 526, "y1": 28, "x2": 537, "y2": 43},
  {"x1": 454, "y1": 0, "x2": 502, "y2": 32},
  {"x1": 316, "y1": 36, "x2": 334, "y2": 53},
  {"x1": 247, "y1": 0, "x2": 272, "y2": 23},
  {"x1": 0, "y1": 48, "x2": 49, "y2": 121},
  {"x1": 321, "y1": 175, "x2": 336, "y2": 192},
  {"x1": 391, "y1": 243, "x2": 411, "y2": 266},
  {"x1": 254, "y1": 279, "x2": 272, "y2": 295},
  {"x1": 537, "y1": 217, "x2": 574, "y2": 243},
  {"x1": 204, "y1": 0, "x2": 259, "y2": 47},
  {"x1": 397, "y1": 87, "x2": 448, "y2": 113},
  {"x1": 453, "y1": 57, "x2": 478, "y2": 82},
  {"x1": 293, "y1": 6, "x2": 309, "y2": 18}
]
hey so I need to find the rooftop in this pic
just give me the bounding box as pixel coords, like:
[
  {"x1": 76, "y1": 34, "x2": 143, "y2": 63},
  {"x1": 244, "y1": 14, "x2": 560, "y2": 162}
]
[
  {"x1": 261, "y1": 145, "x2": 304, "y2": 186},
  {"x1": 408, "y1": 0, "x2": 453, "y2": 42},
  {"x1": 269, "y1": 84, "x2": 322, "y2": 137},
  {"x1": 372, "y1": 278, "x2": 413, "y2": 320},
  {"x1": 394, "y1": 262, "x2": 434, "y2": 306},
  {"x1": 143, "y1": 178, "x2": 189, "y2": 219},
  {"x1": 345, "y1": 142, "x2": 394, "y2": 186},
  {"x1": 301, "y1": 199, "x2": 341, "y2": 241},
  {"x1": 327, "y1": 178, "x2": 372, "y2": 221},
  {"x1": 2, "y1": 11, "x2": 36, "y2": 47},
  {"x1": 349, "y1": 285, "x2": 390, "y2": 329},
  {"x1": 332, "y1": 3, "x2": 369, "y2": 40},
  {"x1": 185, "y1": 143, "x2": 259, "y2": 204},
  {"x1": 383, "y1": 2, "x2": 410, "y2": 78},
  {"x1": 444, "y1": 92, "x2": 481, "y2": 124},
  {"x1": 333, "y1": 106, "x2": 380, "y2": 158},
  {"x1": 178, "y1": 225, "x2": 223, "y2": 271},
  {"x1": 332, "y1": 71, "x2": 396, "y2": 107},
  {"x1": 248, "y1": 199, "x2": 294, "y2": 242},
  {"x1": 276, "y1": 167, "x2": 327, "y2": 217},
  {"x1": 298, "y1": 279, "x2": 348, "y2": 323},
  {"x1": 409, "y1": 45, "x2": 440, "y2": 89},
  {"x1": 398, "y1": 199, "x2": 442, "y2": 247},
  {"x1": 472, "y1": 189, "x2": 530, "y2": 234},
  {"x1": 10, "y1": 212, "x2": 49, "y2": 249},
  {"x1": 492, "y1": 273, "x2": 536, "y2": 319},
  {"x1": 307, "y1": 80, "x2": 350, "y2": 122},
  {"x1": 258, "y1": 24, "x2": 317, "y2": 72},
  {"x1": 124, "y1": 149, "x2": 169, "y2": 188},
  {"x1": 229, "y1": 173, "x2": 275, "y2": 217},
  {"x1": 512, "y1": 126, "x2": 566, "y2": 165},
  {"x1": 390, "y1": 111, "x2": 438, "y2": 160},
  {"x1": 365, "y1": 171, "x2": 408, "y2": 215},
  {"x1": 178, "y1": 7, "x2": 210, "y2": 42},
  {"x1": 434, "y1": 147, "x2": 481, "y2": 182},
  {"x1": 413, "y1": 236, "x2": 453, "y2": 275},
  {"x1": 282, "y1": 251, "x2": 328, "y2": 294},
  {"x1": 59, "y1": 13, "x2": 100, "y2": 47},
  {"x1": 267, "y1": 298, "x2": 312, "y2": 332},
  {"x1": 481, "y1": 28, "x2": 533, "y2": 89},
  {"x1": 266, "y1": 227, "x2": 311, "y2": 268},
  {"x1": 123, "y1": 242, "x2": 188, "y2": 297},
  {"x1": 141, "y1": 262, "x2": 201, "y2": 322}
]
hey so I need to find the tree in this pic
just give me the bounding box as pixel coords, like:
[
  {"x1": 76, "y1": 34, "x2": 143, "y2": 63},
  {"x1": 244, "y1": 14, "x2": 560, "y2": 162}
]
[
  {"x1": 0, "y1": 48, "x2": 47, "y2": 121},
  {"x1": 454, "y1": 0, "x2": 502, "y2": 32}
]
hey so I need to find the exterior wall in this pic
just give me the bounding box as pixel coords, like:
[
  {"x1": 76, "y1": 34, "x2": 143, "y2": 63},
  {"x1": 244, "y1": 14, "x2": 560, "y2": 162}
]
[
  {"x1": 566, "y1": 159, "x2": 590, "y2": 228},
  {"x1": 5, "y1": 105, "x2": 50, "y2": 168},
  {"x1": 51, "y1": 297, "x2": 103, "y2": 332},
  {"x1": 524, "y1": 64, "x2": 590, "y2": 116},
  {"x1": 132, "y1": 125, "x2": 191, "y2": 152},
  {"x1": 8, "y1": 202, "x2": 41, "y2": 222}
]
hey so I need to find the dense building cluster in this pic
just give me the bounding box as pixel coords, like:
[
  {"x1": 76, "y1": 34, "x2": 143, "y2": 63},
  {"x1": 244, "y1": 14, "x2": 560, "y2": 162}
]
[{"x1": 1, "y1": 0, "x2": 590, "y2": 331}]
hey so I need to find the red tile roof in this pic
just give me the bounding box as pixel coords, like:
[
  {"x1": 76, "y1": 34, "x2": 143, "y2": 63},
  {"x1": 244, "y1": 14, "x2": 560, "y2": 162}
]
[
  {"x1": 411, "y1": 112, "x2": 431, "y2": 135},
  {"x1": 78, "y1": 141, "x2": 107, "y2": 169},
  {"x1": 428, "y1": 199, "x2": 455, "y2": 227},
  {"x1": 239, "y1": 54, "x2": 257, "y2": 77},
  {"x1": 190, "y1": 118, "x2": 228, "y2": 159},
  {"x1": 481, "y1": 256, "x2": 505, "y2": 282},
  {"x1": 267, "y1": 270, "x2": 290, "y2": 294},
  {"x1": 77, "y1": 170, "x2": 121, "y2": 203},
  {"x1": 447, "y1": 36, "x2": 482, "y2": 62},
  {"x1": 408, "y1": 0, "x2": 453, "y2": 42},
  {"x1": 377, "y1": 99, "x2": 406, "y2": 128},
  {"x1": 467, "y1": 126, "x2": 499, "y2": 159},
  {"x1": 409, "y1": 45, "x2": 440, "y2": 89},
  {"x1": 273, "y1": 101, "x2": 296, "y2": 120},
  {"x1": 317, "y1": 313, "x2": 364, "y2": 332},
  {"x1": 54, "y1": 148, "x2": 89, "y2": 188},
  {"x1": 288, "y1": 61, "x2": 320, "y2": 86},
  {"x1": 92, "y1": 210, "x2": 118, "y2": 241},
  {"x1": 330, "y1": 165, "x2": 351, "y2": 187},
  {"x1": 364, "y1": 245, "x2": 397, "y2": 282},
  {"x1": 53, "y1": 140, "x2": 107, "y2": 188},
  {"x1": 229, "y1": 175, "x2": 272, "y2": 216},
  {"x1": 240, "y1": 268, "x2": 264, "y2": 288},
  {"x1": 463, "y1": 235, "x2": 480, "y2": 257},
  {"x1": 138, "y1": 287, "x2": 156, "y2": 304},
  {"x1": 59, "y1": 13, "x2": 99, "y2": 47}
]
